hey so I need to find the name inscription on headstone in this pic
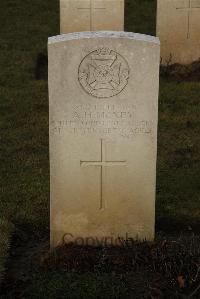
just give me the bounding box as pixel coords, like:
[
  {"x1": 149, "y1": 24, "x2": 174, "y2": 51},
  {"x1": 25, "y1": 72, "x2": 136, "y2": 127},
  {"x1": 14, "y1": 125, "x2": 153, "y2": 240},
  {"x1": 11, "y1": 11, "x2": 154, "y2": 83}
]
[{"x1": 50, "y1": 104, "x2": 153, "y2": 139}]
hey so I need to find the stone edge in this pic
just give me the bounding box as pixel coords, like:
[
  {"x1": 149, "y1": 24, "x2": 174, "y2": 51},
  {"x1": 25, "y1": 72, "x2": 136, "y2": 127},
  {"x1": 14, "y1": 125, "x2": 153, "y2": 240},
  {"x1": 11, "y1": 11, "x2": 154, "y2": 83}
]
[{"x1": 48, "y1": 31, "x2": 160, "y2": 45}]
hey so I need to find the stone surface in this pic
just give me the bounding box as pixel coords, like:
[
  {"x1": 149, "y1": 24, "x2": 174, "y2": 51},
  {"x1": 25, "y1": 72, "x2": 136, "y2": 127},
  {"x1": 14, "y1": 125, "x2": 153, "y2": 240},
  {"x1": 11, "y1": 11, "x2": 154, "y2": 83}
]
[
  {"x1": 48, "y1": 31, "x2": 160, "y2": 247},
  {"x1": 157, "y1": 0, "x2": 200, "y2": 65},
  {"x1": 60, "y1": 0, "x2": 124, "y2": 34}
]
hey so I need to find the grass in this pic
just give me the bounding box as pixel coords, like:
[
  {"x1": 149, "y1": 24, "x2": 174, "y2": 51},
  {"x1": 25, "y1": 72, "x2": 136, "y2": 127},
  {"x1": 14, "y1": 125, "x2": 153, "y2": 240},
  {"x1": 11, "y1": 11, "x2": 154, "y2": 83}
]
[
  {"x1": 0, "y1": 0, "x2": 199, "y2": 297},
  {"x1": 125, "y1": 0, "x2": 156, "y2": 35},
  {"x1": 23, "y1": 272, "x2": 132, "y2": 299},
  {"x1": 0, "y1": 218, "x2": 13, "y2": 283},
  {"x1": 157, "y1": 81, "x2": 200, "y2": 232},
  {"x1": 0, "y1": 0, "x2": 58, "y2": 283}
]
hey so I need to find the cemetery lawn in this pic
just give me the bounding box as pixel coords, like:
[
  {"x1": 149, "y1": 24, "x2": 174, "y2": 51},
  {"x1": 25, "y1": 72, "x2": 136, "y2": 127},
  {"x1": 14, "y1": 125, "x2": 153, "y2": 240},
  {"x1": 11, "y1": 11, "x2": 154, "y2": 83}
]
[{"x1": 0, "y1": 0, "x2": 199, "y2": 298}]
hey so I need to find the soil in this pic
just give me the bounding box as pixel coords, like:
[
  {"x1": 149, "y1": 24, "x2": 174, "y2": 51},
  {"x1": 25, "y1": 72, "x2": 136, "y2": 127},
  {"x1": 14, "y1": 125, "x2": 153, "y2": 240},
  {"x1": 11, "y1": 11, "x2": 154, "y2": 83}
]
[
  {"x1": 1, "y1": 230, "x2": 200, "y2": 299},
  {"x1": 160, "y1": 60, "x2": 200, "y2": 82}
]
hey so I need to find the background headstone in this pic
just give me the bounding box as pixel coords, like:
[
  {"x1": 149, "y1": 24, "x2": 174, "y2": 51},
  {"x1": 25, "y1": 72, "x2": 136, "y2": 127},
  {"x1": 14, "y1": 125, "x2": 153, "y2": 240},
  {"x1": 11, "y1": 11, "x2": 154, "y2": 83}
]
[
  {"x1": 157, "y1": 0, "x2": 200, "y2": 65},
  {"x1": 60, "y1": 0, "x2": 124, "y2": 34},
  {"x1": 48, "y1": 31, "x2": 160, "y2": 247}
]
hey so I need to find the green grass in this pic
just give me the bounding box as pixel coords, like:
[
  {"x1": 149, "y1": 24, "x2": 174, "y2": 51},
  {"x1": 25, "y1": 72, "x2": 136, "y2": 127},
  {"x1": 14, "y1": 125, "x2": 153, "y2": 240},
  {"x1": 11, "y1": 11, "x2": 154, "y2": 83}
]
[
  {"x1": 0, "y1": 0, "x2": 59, "y2": 234},
  {"x1": 157, "y1": 81, "x2": 200, "y2": 231},
  {"x1": 0, "y1": 0, "x2": 58, "y2": 284},
  {"x1": 125, "y1": 0, "x2": 156, "y2": 35},
  {"x1": 24, "y1": 271, "x2": 132, "y2": 299},
  {"x1": 0, "y1": 0, "x2": 200, "y2": 297},
  {"x1": 0, "y1": 218, "x2": 13, "y2": 283}
]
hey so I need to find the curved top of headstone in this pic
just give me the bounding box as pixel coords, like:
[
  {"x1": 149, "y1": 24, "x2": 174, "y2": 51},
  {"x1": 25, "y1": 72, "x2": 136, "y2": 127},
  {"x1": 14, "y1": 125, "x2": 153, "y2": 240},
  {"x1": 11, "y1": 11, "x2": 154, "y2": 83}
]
[{"x1": 48, "y1": 31, "x2": 160, "y2": 45}]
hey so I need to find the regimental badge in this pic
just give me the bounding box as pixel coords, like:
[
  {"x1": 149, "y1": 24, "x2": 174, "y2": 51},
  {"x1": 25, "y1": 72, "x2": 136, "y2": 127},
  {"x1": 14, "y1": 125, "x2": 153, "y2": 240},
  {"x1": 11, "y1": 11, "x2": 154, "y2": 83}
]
[{"x1": 78, "y1": 48, "x2": 130, "y2": 98}]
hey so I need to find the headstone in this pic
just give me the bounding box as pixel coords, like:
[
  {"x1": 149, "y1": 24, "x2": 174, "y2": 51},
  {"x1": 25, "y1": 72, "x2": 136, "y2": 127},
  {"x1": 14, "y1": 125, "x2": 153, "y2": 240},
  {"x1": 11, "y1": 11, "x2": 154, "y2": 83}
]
[
  {"x1": 157, "y1": 0, "x2": 200, "y2": 64},
  {"x1": 48, "y1": 31, "x2": 160, "y2": 247},
  {"x1": 60, "y1": 0, "x2": 124, "y2": 34}
]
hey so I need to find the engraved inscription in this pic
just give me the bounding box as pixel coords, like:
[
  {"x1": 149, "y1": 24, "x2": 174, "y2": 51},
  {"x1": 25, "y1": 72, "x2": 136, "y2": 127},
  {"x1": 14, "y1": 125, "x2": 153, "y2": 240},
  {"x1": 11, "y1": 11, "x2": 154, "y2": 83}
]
[
  {"x1": 78, "y1": 48, "x2": 130, "y2": 98},
  {"x1": 51, "y1": 104, "x2": 153, "y2": 139},
  {"x1": 80, "y1": 139, "x2": 126, "y2": 210}
]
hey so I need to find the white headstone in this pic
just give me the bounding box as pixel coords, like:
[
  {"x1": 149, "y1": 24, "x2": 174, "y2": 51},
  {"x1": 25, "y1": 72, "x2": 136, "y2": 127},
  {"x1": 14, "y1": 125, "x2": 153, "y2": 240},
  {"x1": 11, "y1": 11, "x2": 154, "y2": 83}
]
[
  {"x1": 157, "y1": 0, "x2": 200, "y2": 64},
  {"x1": 48, "y1": 31, "x2": 160, "y2": 247},
  {"x1": 60, "y1": 0, "x2": 124, "y2": 34}
]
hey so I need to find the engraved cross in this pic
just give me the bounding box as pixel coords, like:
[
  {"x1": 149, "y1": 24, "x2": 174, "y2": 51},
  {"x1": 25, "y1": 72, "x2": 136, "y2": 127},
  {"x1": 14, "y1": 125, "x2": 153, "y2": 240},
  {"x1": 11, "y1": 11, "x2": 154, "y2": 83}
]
[
  {"x1": 176, "y1": 0, "x2": 200, "y2": 39},
  {"x1": 77, "y1": 0, "x2": 106, "y2": 30},
  {"x1": 80, "y1": 139, "x2": 126, "y2": 210}
]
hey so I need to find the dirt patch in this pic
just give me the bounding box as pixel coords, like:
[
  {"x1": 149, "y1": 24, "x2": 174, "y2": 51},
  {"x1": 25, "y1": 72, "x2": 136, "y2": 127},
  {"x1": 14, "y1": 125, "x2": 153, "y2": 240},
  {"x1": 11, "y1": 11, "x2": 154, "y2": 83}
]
[
  {"x1": 1, "y1": 232, "x2": 200, "y2": 298},
  {"x1": 41, "y1": 234, "x2": 200, "y2": 298},
  {"x1": 0, "y1": 228, "x2": 49, "y2": 298},
  {"x1": 160, "y1": 60, "x2": 200, "y2": 82}
]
